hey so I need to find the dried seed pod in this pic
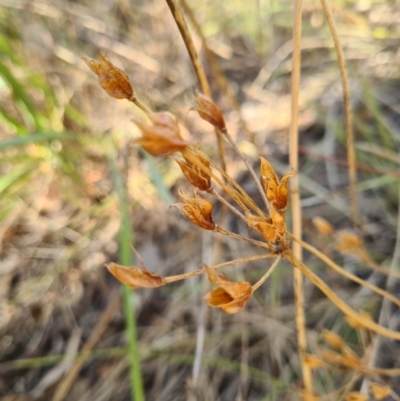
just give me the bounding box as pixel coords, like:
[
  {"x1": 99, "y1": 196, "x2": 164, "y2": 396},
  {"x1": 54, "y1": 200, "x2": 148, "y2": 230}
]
[
  {"x1": 203, "y1": 265, "x2": 252, "y2": 314},
  {"x1": 173, "y1": 150, "x2": 211, "y2": 191},
  {"x1": 82, "y1": 53, "x2": 134, "y2": 100},
  {"x1": 171, "y1": 190, "x2": 215, "y2": 230},
  {"x1": 320, "y1": 349, "x2": 343, "y2": 365},
  {"x1": 313, "y1": 217, "x2": 334, "y2": 235},
  {"x1": 322, "y1": 330, "x2": 345, "y2": 350},
  {"x1": 335, "y1": 231, "x2": 363, "y2": 253},
  {"x1": 133, "y1": 112, "x2": 188, "y2": 156},
  {"x1": 192, "y1": 92, "x2": 226, "y2": 131},
  {"x1": 275, "y1": 171, "x2": 296, "y2": 211},
  {"x1": 346, "y1": 392, "x2": 368, "y2": 401},
  {"x1": 106, "y1": 262, "x2": 165, "y2": 288},
  {"x1": 247, "y1": 213, "x2": 279, "y2": 243},
  {"x1": 304, "y1": 354, "x2": 324, "y2": 370}
]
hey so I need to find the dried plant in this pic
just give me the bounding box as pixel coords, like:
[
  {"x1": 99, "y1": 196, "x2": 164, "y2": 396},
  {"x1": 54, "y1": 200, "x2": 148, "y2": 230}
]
[{"x1": 84, "y1": 51, "x2": 400, "y2": 397}]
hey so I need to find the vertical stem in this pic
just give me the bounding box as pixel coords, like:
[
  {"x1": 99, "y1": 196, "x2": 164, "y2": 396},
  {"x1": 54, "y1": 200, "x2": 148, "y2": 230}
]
[
  {"x1": 110, "y1": 156, "x2": 144, "y2": 401},
  {"x1": 289, "y1": 0, "x2": 313, "y2": 392},
  {"x1": 319, "y1": 0, "x2": 357, "y2": 227},
  {"x1": 165, "y1": 0, "x2": 226, "y2": 171}
]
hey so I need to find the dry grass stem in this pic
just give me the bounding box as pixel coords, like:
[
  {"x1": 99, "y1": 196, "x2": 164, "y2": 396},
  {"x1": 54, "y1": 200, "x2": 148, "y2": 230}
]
[
  {"x1": 251, "y1": 256, "x2": 281, "y2": 292},
  {"x1": 319, "y1": 0, "x2": 357, "y2": 227},
  {"x1": 289, "y1": 0, "x2": 313, "y2": 391}
]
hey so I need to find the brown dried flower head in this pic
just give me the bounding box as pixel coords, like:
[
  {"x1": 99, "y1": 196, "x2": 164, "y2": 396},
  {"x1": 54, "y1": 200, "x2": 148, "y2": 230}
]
[
  {"x1": 173, "y1": 150, "x2": 211, "y2": 191},
  {"x1": 203, "y1": 266, "x2": 252, "y2": 314},
  {"x1": 247, "y1": 213, "x2": 279, "y2": 243},
  {"x1": 260, "y1": 157, "x2": 295, "y2": 212},
  {"x1": 192, "y1": 92, "x2": 226, "y2": 131},
  {"x1": 335, "y1": 231, "x2": 362, "y2": 253},
  {"x1": 346, "y1": 392, "x2": 368, "y2": 401},
  {"x1": 322, "y1": 330, "x2": 345, "y2": 350},
  {"x1": 133, "y1": 112, "x2": 188, "y2": 156},
  {"x1": 172, "y1": 189, "x2": 215, "y2": 230},
  {"x1": 82, "y1": 53, "x2": 134, "y2": 100},
  {"x1": 304, "y1": 354, "x2": 324, "y2": 370},
  {"x1": 105, "y1": 262, "x2": 165, "y2": 288}
]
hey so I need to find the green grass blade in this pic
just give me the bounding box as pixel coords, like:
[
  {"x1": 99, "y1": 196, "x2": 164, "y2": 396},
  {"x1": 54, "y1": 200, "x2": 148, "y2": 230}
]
[{"x1": 109, "y1": 152, "x2": 145, "y2": 401}]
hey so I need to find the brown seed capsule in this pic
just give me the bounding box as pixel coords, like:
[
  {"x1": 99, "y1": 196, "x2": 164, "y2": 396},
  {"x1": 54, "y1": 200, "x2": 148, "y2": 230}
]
[
  {"x1": 82, "y1": 53, "x2": 134, "y2": 100},
  {"x1": 173, "y1": 156, "x2": 211, "y2": 191},
  {"x1": 203, "y1": 266, "x2": 252, "y2": 314},
  {"x1": 171, "y1": 189, "x2": 215, "y2": 230},
  {"x1": 192, "y1": 92, "x2": 226, "y2": 131},
  {"x1": 133, "y1": 112, "x2": 188, "y2": 156},
  {"x1": 313, "y1": 217, "x2": 334, "y2": 235},
  {"x1": 369, "y1": 383, "x2": 391, "y2": 400},
  {"x1": 105, "y1": 262, "x2": 165, "y2": 288}
]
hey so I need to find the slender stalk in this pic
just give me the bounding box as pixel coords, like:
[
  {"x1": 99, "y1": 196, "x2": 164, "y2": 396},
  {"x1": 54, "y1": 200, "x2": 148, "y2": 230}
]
[
  {"x1": 284, "y1": 250, "x2": 400, "y2": 340},
  {"x1": 208, "y1": 187, "x2": 248, "y2": 224},
  {"x1": 221, "y1": 127, "x2": 270, "y2": 214},
  {"x1": 129, "y1": 96, "x2": 152, "y2": 115},
  {"x1": 251, "y1": 256, "x2": 281, "y2": 292},
  {"x1": 319, "y1": 0, "x2": 357, "y2": 227},
  {"x1": 287, "y1": 232, "x2": 400, "y2": 308},
  {"x1": 216, "y1": 227, "x2": 272, "y2": 251},
  {"x1": 109, "y1": 155, "x2": 144, "y2": 401},
  {"x1": 165, "y1": 0, "x2": 226, "y2": 170},
  {"x1": 288, "y1": 0, "x2": 313, "y2": 392}
]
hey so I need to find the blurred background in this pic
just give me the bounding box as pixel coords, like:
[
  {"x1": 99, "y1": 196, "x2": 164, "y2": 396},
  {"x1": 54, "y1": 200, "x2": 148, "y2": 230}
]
[{"x1": 1, "y1": 0, "x2": 400, "y2": 400}]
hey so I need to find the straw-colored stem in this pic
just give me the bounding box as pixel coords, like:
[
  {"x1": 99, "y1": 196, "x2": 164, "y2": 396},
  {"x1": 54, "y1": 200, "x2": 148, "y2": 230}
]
[
  {"x1": 287, "y1": 233, "x2": 400, "y2": 309},
  {"x1": 251, "y1": 256, "x2": 281, "y2": 292},
  {"x1": 289, "y1": 0, "x2": 312, "y2": 391},
  {"x1": 221, "y1": 128, "x2": 270, "y2": 214},
  {"x1": 285, "y1": 250, "x2": 400, "y2": 340},
  {"x1": 129, "y1": 96, "x2": 152, "y2": 115},
  {"x1": 319, "y1": 0, "x2": 357, "y2": 227},
  {"x1": 164, "y1": 253, "x2": 273, "y2": 284},
  {"x1": 208, "y1": 187, "x2": 248, "y2": 224},
  {"x1": 216, "y1": 227, "x2": 271, "y2": 251},
  {"x1": 165, "y1": 0, "x2": 226, "y2": 171},
  {"x1": 179, "y1": 0, "x2": 253, "y2": 140}
]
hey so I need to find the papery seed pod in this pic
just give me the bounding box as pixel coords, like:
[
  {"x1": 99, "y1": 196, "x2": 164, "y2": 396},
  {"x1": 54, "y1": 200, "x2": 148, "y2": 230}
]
[
  {"x1": 313, "y1": 217, "x2": 334, "y2": 235},
  {"x1": 246, "y1": 213, "x2": 278, "y2": 243},
  {"x1": 322, "y1": 330, "x2": 345, "y2": 350},
  {"x1": 275, "y1": 171, "x2": 296, "y2": 211},
  {"x1": 341, "y1": 348, "x2": 361, "y2": 368},
  {"x1": 335, "y1": 231, "x2": 362, "y2": 253},
  {"x1": 105, "y1": 262, "x2": 165, "y2": 288},
  {"x1": 173, "y1": 152, "x2": 211, "y2": 191},
  {"x1": 260, "y1": 157, "x2": 279, "y2": 200},
  {"x1": 304, "y1": 354, "x2": 324, "y2": 370},
  {"x1": 82, "y1": 53, "x2": 134, "y2": 100},
  {"x1": 203, "y1": 266, "x2": 252, "y2": 314},
  {"x1": 171, "y1": 190, "x2": 215, "y2": 230},
  {"x1": 270, "y1": 203, "x2": 286, "y2": 236},
  {"x1": 192, "y1": 92, "x2": 226, "y2": 131},
  {"x1": 133, "y1": 112, "x2": 188, "y2": 156},
  {"x1": 320, "y1": 349, "x2": 343, "y2": 365}
]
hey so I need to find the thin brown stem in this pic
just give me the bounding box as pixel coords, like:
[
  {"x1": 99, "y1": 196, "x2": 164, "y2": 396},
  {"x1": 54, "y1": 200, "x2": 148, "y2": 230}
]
[
  {"x1": 221, "y1": 128, "x2": 270, "y2": 214},
  {"x1": 215, "y1": 227, "x2": 271, "y2": 251},
  {"x1": 285, "y1": 250, "x2": 400, "y2": 340},
  {"x1": 319, "y1": 0, "x2": 357, "y2": 227},
  {"x1": 164, "y1": 253, "x2": 274, "y2": 284},
  {"x1": 165, "y1": 0, "x2": 226, "y2": 171},
  {"x1": 287, "y1": 232, "x2": 400, "y2": 309},
  {"x1": 251, "y1": 256, "x2": 281, "y2": 292},
  {"x1": 129, "y1": 96, "x2": 152, "y2": 115},
  {"x1": 208, "y1": 187, "x2": 248, "y2": 224},
  {"x1": 289, "y1": 0, "x2": 312, "y2": 391}
]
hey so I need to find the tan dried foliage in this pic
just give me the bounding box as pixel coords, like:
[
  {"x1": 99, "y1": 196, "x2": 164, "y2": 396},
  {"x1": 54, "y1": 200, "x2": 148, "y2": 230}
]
[
  {"x1": 192, "y1": 92, "x2": 226, "y2": 131},
  {"x1": 322, "y1": 330, "x2": 345, "y2": 350},
  {"x1": 172, "y1": 189, "x2": 215, "y2": 230},
  {"x1": 106, "y1": 262, "x2": 165, "y2": 288},
  {"x1": 346, "y1": 392, "x2": 368, "y2": 401},
  {"x1": 203, "y1": 266, "x2": 252, "y2": 314},
  {"x1": 369, "y1": 383, "x2": 391, "y2": 400},
  {"x1": 133, "y1": 112, "x2": 188, "y2": 156},
  {"x1": 304, "y1": 354, "x2": 324, "y2": 370},
  {"x1": 82, "y1": 53, "x2": 134, "y2": 100},
  {"x1": 313, "y1": 217, "x2": 334, "y2": 235}
]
